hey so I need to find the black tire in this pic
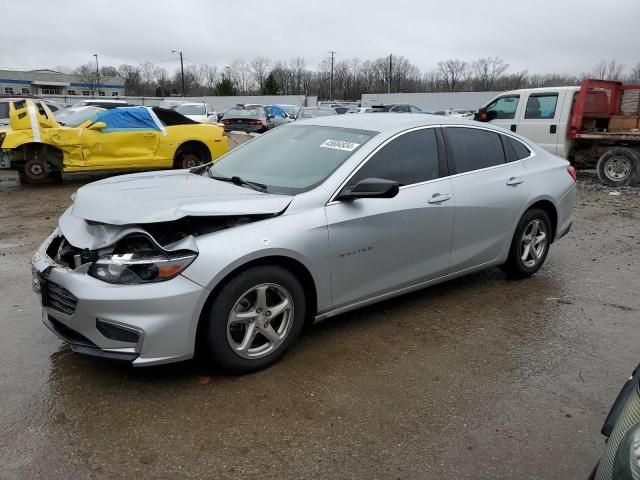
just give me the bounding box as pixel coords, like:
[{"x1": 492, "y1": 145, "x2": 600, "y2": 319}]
[
  {"x1": 596, "y1": 147, "x2": 640, "y2": 187},
  {"x1": 205, "y1": 266, "x2": 306, "y2": 374},
  {"x1": 173, "y1": 143, "x2": 210, "y2": 169},
  {"x1": 500, "y1": 208, "x2": 552, "y2": 279}
]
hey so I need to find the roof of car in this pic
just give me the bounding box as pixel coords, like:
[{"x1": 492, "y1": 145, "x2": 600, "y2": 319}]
[
  {"x1": 297, "y1": 112, "x2": 499, "y2": 132},
  {"x1": 500, "y1": 85, "x2": 581, "y2": 96}
]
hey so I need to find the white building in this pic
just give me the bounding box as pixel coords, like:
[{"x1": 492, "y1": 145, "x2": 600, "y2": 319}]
[{"x1": 0, "y1": 69, "x2": 125, "y2": 97}]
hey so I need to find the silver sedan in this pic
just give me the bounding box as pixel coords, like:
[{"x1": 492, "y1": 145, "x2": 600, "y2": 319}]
[{"x1": 32, "y1": 114, "x2": 576, "y2": 373}]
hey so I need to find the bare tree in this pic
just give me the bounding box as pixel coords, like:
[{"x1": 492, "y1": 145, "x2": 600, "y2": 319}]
[
  {"x1": 74, "y1": 63, "x2": 98, "y2": 94},
  {"x1": 501, "y1": 70, "x2": 529, "y2": 90},
  {"x1": 437, "y1": 59, "x2": 468, "y2": 92},
  {"x1": 202, "y1": 65, "x2": 218, "y2": 94},
  {"x1": 271, "y1": 61, "x2": 293, "y2": 95},
  {"x1": 592, "y1": 59, "x2": 625, "y2": 80},
  {"x1": 250, "y1": 57, "x2": 272, "y2": 94},
  {"x1": 139, "y1": 61, "x2": 164, "y2": 95},
  {"x1": 118, "y1": 64, "x2": 142, "y2": 95},
  {"x1": 228, "y1": 59, "x2": 251, "y2": 94},
  {"x1": 629, "y1": 62, "x2": 640, "y2": 84},
  {"x1": 471, "y1": 57, "x2": 509, "y2": 91},
  {"x1": 290, "y1": 57, "x2": 306, "y2": 95}
]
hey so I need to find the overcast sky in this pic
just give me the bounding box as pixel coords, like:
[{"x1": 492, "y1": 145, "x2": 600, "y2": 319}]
[{"x1": 2, "y1": 0, "x2": 638, "y2": 76}]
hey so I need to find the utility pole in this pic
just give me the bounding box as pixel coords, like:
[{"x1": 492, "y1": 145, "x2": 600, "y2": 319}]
[
  {"x1": 329, "y1": 50, "x2": 336, "y2": 101},
  {"x1": 93, "y1": 54, "x2": 99, "y2": 96},
  {"x1": 172, "y1": 50, "x2": 185, "y2": 96},
  {"x1": 388, "y1": 53, "x2": 392, "y2": 94}
]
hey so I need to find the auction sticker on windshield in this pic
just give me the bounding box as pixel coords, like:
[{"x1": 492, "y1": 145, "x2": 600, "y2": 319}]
[{"x1": 320, "y1": 139, "x2": 360, "y2": 152}]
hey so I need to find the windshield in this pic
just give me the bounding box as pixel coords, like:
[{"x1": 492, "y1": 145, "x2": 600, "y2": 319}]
[
  {"x1": 300, "y1": 108, "x2": 337, "y2": 118},
  {"x1": 176, "y1": 104, "x2": 206, "y2": 115},
  {"x1": 209, "y1": 124, "x2": 377, "y2": 194},
  {"x1": 58, "y1": 106, "x2": 105, "y2": 127},
  {"x1": 225, "y1": 108, "x2": 263, "y2": 118},
  {"x1": 279, "y1": 105, "x2": 300, "y2": 116}
]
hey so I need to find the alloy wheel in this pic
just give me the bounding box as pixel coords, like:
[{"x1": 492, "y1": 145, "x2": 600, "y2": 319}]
[
  {"x1": 226, "y1": 283, "x2": 294, "y2": 359},
  {"x1": 519, "y1": 219, "x2": 548, "y2": 268}
]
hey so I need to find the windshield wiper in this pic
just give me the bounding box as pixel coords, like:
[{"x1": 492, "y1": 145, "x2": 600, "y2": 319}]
[{"x1": 207, "y1": 170, "x2": 268, "y2": 192}]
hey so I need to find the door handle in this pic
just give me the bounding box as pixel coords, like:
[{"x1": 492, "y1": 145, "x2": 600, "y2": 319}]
[
  {"x1": 428, "y1": 193, "x2": 451, "y2": 204},
  {"x1": 510, "y1": 124, "x2": 517, "y2": 132},
  {"x1": 143, "y1": 132, "x2": 155, "y2": 137},
  {"x1": 506, "y1": 177, "x2": 524, "y2": 186}
]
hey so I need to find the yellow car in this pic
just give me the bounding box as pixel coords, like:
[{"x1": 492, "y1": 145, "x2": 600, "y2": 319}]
[{"x1": 0, "y1": 99, "x2": 228, "y2": 183}]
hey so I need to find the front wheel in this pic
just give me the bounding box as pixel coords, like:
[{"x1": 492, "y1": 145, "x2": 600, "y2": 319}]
[
  {"x1": 204, "y1": 266, "x2": 306, "y2": 374},
  {"x1": 18, "y1": 158, "x2": 60, "y2": 184},
  {"x1": 501, "y1": 209, "x2": 552, "y2": 279}
]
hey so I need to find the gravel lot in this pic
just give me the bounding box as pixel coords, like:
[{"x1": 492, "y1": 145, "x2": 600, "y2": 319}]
[{"x1": 0, "y1": 169, "x2": 638, "y2": 479}]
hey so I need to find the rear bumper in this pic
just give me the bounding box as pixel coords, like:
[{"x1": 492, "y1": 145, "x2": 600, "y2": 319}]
[
  {"x1": 555, "y1": 184, "x2": 577, "y2": 242},
  {"x1": 223, "y1": 125, "x2": 264, "y2": 133}
]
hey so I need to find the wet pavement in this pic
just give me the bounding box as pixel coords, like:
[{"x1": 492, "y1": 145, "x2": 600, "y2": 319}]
[{"x1": 0, "y1": 170, "x2": 639, "y2": 479}]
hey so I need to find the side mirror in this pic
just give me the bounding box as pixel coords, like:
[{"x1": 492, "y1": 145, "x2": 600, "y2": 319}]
[
  {"x1": 88, "y1": 121, "x2": 107, "y2": 131},
  {"x1": 336, "y1": 178, "x2": 400, "y2": 201},
  {"x1": 474, "y1": 108, "x2": 497, "y2": 122}
]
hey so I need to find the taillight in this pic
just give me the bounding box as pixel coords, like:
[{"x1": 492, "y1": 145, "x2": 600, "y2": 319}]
[
  {"x1": 248, "y1": 120, "x2": 264, "y2": 126},
  {"x1": 567, "y1": 165, "x2": 577, "y2": 182},
  {"x1": 222, "y1": 120, "x2": 231, "y2": 125}
]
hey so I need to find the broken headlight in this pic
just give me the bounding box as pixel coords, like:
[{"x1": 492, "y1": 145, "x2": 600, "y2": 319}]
[{"x1": 89, "y1": 251, "x2": 197, "y2": 285}]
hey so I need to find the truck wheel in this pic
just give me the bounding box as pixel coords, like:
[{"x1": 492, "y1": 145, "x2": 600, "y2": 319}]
[{"x1": 596, "y1": 147, "x2": 640, "y2": 187}]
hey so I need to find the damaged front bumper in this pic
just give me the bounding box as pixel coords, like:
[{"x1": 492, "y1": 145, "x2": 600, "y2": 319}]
[{"x1": 33, "y1": 228, "x2": 210, "y2": 366}]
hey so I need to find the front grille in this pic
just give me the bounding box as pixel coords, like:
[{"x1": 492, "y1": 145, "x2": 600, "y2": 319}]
[
  {"x1": 596, "y1": 383, "x2": 640, "y2": 480},
  {"x1": 45, "y1": 281, "x2": 78, "y2": 316}
]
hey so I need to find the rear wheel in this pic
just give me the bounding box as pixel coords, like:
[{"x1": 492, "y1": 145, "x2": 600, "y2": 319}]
[
  {"x1": 173, "y1": 143, "x2": 210, "y2": 169},
  {"x1": 501, "y1": 209, "x2": 552, "y2": 278},
  {"x1": 596, "y1": 147, "x2": 640, "y2": 187},
  {"x1": 204, "y1": 266, "x2": 306, "y2": 374}
]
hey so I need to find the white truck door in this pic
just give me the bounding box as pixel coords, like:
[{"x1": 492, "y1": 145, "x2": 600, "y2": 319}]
[
  {"x1": 484, "y1": 94, "x2": 522, "y2": 133},
  {"x1": 515, "y1": 90, "x2": 567, "y2": 155},
  {"x1": 555, "y1": 91, "x2": 577, "y2": 159}
]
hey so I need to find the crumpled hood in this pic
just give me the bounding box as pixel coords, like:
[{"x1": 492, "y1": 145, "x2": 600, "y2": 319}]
[{"x1": 71, "y1": 169, "x2": 293, "y2": 225}]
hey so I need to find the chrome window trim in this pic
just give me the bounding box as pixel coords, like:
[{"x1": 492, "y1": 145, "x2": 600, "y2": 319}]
[
  {"x1": 327, "y1": 124, "x2": 441, "y2": 204},
  {"x1": 326, "y1": 123, "x2": 537, "y2": 206}
]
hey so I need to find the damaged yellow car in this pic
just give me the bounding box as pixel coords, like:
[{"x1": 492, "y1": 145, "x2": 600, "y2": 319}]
[{"x1": 0, "y1": 99, "x2": 228, "y2": 183}]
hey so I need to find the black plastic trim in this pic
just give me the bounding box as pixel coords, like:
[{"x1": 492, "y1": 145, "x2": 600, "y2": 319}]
[{"x1": 70, "y1": 344, "x2": 138, "y2": 362}]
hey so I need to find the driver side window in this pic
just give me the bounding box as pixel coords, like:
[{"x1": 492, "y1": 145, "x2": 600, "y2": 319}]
[
  {"x1": 348, "y1": 128, "x2": 440, "y2": 187},
  {"x1": 486, "y1": 95, "x2": 520, "y2": 120}
]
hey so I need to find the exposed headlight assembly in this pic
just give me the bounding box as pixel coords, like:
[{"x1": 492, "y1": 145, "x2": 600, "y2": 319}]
[{"x1": 89, "y1": 251, "x2": 196, "y2": 285}]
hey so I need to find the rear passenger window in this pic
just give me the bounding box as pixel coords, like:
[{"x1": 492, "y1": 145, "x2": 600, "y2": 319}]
[
  {"x1": 507, "y1": 137, "x2": 531, "y2": 159},
  {"x1": 444, "y1": 127, "x2": 505, "y2": 174},
  {"x1": 349, "y1": 128, "x2": 439, "y2": 187},
  {"x1": 524, "y1": 94, "x2": 558, "y2": 119}
]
